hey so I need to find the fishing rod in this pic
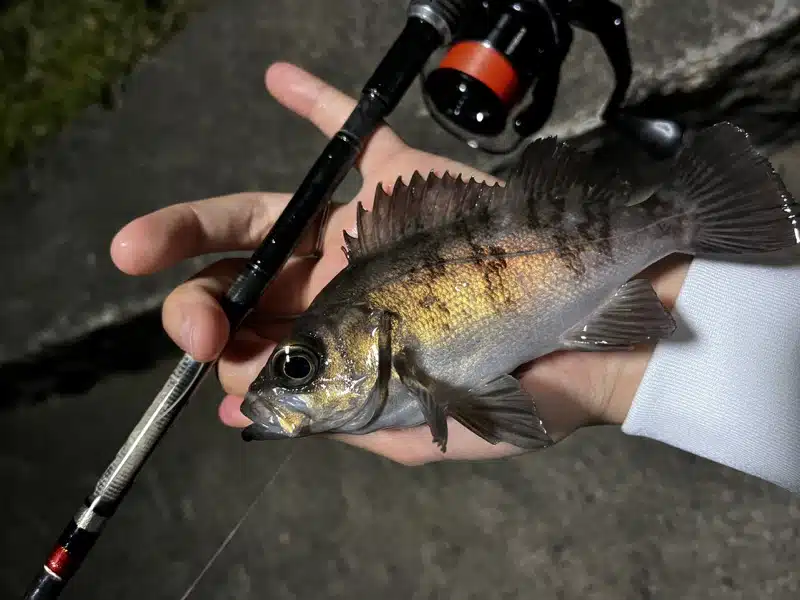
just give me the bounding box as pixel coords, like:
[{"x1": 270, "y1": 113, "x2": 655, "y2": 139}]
[
  {"x1": 20, "y1": 1, "x2": 682, "y2": 598},
  {"x1": 19, "y1": 3, "x2": 461, "y2": 597}
]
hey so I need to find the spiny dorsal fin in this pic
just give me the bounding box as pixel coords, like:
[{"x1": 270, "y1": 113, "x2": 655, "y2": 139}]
[
  {"x1": 341, "y1": 137, "x2": 632, "y2": 262},
  {"x1": 342, "y1": 170, "x2": 503, "y2": 261}
]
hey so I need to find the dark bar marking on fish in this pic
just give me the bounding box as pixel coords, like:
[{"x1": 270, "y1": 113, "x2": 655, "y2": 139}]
[
  {"x1": 553, "y1": 193, "x2": 593, "y2": 277},
  {"x1": 577, "y1": 191, "x2": 615, "y2": 258},
  {"x1": 419, "y1": 294, "x2": 436, "y2": 309},
  {"x1": 456, "y1": 216, "x2": 510, "y2": 309},
  {"x1": 485, "y1": 244, "x2": 515, "y2": 308},
  {"x1": 407, "y1": 241, "x2": 454, "y2": 330},
  {"x1": 593, "y1": 201, "x2": 614, "y2": 258},
  {"x1": 417, "y1": 223, "x2": 450, "y2": 286},
  {"x1": 552, "y1": 227, "x2": 587, "y2": 277},
  {"x1": 525, "y1": 195, "x2": 541, "y2": 230}
]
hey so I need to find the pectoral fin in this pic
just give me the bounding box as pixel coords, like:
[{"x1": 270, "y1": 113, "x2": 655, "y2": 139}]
[
  {"x1": 394, "y1": 350, "x2": 449, "y2": 451},
  {"x1": 394, "y1": 350, "x2": 551, "y2": 452},
  {"x1": 560, "y1": 279, "x2": 676, "y2": 351}
]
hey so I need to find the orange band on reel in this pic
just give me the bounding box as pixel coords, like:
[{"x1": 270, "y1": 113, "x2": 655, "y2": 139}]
[{"x1": 438, "y1": 41, "x2": 520, "y2": 106}]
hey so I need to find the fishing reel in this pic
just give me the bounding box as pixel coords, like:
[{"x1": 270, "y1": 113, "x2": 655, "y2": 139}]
[{"x1": 419, "y1": 0, "x2": 684, "y2": 159}]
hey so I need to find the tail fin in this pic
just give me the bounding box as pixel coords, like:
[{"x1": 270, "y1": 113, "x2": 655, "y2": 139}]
[{"x1": 667, "y1": 122, "x2": 800, "y2": 255}]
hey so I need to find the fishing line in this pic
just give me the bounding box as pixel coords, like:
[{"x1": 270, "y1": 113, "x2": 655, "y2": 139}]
[{"x1": 177, "y1": 445, "x2": 298, "y2": 600}]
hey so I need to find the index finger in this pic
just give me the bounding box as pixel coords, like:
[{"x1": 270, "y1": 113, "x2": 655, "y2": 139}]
[{"x1": 265, "y1": 62, "x2": 407, "y2": 177}]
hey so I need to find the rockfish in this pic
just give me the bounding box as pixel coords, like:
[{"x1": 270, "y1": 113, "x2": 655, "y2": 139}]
[{"x1": 240, "y1": 122, "x2": 799, "y2": 452}]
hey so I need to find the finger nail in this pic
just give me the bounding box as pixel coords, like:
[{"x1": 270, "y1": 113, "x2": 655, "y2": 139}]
[{"x1": 180, "y1": 313, "x2": 196, "y2": 357}]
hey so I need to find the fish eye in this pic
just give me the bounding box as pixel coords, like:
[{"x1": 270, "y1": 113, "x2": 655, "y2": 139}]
[{"x1": 271, "y1": 345, "x2": 319, "y2": 387}]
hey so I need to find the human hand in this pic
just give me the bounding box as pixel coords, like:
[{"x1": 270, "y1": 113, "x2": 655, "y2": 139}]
[{"x1": 110, "y1": 62, "x2": 692, "y2": 466}]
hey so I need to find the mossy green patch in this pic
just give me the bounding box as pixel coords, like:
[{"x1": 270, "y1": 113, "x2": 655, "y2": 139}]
[{"x1": 0, "y1": 0, "x2": 206, "y2": 177}]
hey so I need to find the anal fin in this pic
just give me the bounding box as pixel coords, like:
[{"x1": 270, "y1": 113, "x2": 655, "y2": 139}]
[
  {"x1": 560, "y1": 279, "x2": 676, "y2": 351},
  {"x1": 450, "y1": 375, "x2": 552, "y2": 451},
  {"x1": 394, "y1": 351, "x2": 552, "y2": 452}
]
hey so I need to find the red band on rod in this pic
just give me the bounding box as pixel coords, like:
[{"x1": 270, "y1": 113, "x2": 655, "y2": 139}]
[{"x1": 46, "y1": 546, "x2": 70, "y2": 578}]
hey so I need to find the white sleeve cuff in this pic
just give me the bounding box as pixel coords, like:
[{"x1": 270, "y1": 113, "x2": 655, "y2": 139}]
[{"x1": 621, "y1": 256, "x2": 800, "y2": 494}]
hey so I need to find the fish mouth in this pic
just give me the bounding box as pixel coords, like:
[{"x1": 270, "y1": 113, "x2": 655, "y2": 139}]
[{"x1": 240, "y1": 391, "x2": 310, "y2": 442}]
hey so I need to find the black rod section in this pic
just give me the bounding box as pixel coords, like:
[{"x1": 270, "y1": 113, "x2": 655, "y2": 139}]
[{"x1": 21, "y1": 14, "x2": 447, "y2": 600}]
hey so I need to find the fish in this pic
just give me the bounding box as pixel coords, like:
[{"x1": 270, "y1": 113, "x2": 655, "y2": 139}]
[{"x1": 239, "y1": 122, "x2": 800, "y2": 452}]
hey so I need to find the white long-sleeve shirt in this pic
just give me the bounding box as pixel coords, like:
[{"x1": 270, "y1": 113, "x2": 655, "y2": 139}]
[{"x1": 622, "y1": 256, "x2": 800, "y2": 494}]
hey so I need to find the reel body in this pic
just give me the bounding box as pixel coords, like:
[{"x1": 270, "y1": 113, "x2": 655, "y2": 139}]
[{"x1": 420, "y1": 0, "x2": 684, "y2": 158}]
